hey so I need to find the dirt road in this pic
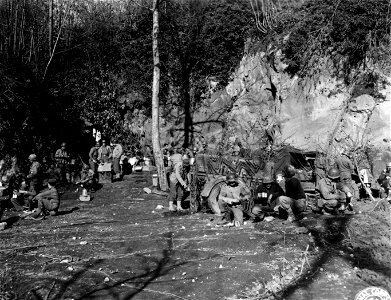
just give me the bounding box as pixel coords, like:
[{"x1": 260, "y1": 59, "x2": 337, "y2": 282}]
[{"x1": 0, "y1": 173, "x2": 388, "y2": 300}]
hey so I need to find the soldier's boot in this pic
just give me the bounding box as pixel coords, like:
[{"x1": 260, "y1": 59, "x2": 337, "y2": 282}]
[
  {"x1": 169, "y1": 201, "x2": 176, "y2": 212},
  {"x1": 176, "y1": 201, "x2": 185, "y2": 211}
]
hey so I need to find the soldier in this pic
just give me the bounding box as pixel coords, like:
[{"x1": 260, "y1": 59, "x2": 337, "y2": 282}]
[
  {"x1": 378, "y1": 162, "x2": 391, "y2": 200},
  {"x1": 313, "y1": 168, "x2": 352, "y2": 214},
  {"x1": 252, "y1": 175, "x2": 285, "y2": 221},
  {"x1": 55, "y1": 142, "x2": 71, "y2": 183},
  {"x1": 314, "y1": 151, "x2": 328, "y2": 186},
  {"x1": 11, "y1": 179, "x2": 36, "y2": 212},
  {"x1": 98, "y1": 139, "x2": 112, "y2": 163},
  {"x1": 217, "y1": 173, "x2": 251, "y2": 227},
  {"x1": 275, "y1": 165, "x2": 307, "y2": 222},
  {"x1": 334, "y1": 148, "x2": 358, "y2": 200},
  {"x1": 26, "y1": 178, "x2": 59, "y2": 220},
  {"x1": 77, "y1": 164, "x2": 97, "y2": 192},
  {"x1": 168, "y1": 154, "x2": 191, "y2": 211},
  {"x1": 26, "y1": 154, "x2": 41, "y2": 195},
  {"x1": 112, "y1": 139, "x2": 123, "y2": 178},
  {"x1": 89, "y1": 141, "x2": 100, "y2": 174}
]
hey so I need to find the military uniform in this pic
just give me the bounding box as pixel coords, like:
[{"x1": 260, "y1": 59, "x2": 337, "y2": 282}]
[
  {"x1": 27, "y1": 161, "x2": 41, "y2": 194},
  {"x1": 316, "y1": 177, "x2": 347, "y2": 210},
  {"x1": 35, "y1": 186, "x2": 60, "y2": 216},
  {"x1": 218, "y1": 182, "x2": 251, "y2": 225}
]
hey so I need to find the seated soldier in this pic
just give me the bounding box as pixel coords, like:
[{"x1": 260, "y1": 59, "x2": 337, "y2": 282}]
[
  {"x1": 378, "y1": 162, "x2": 391, "y2": 200},
  {"x1": 274, "y1": 165, "x2": 307, "y2": 222},
  {"x1": 252, "y1": 176, "x2": 285, "y2": 221},
  {"x1": 26, "y1": 178, "x2": 59, "y2": 220},
  {"x1": 217, "y1": 173, "x2": 251, "y2": 227},
  {"x1": 11, "y1": 179, "x2": 36, "y2": 213},
  {"x1": 77, "y1": 164, "x2": 97, "y2": 191},
  {"x1": 313, "y1": 167, "x2": 352, "y2": 214}
]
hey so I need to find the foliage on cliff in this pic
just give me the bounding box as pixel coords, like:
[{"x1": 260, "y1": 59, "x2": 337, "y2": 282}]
[{"x1": 272, "y1": 0, "x2": 391, "y2": 81}]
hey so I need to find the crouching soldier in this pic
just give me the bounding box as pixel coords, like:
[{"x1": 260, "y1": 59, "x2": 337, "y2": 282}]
[
  {"x1": 252, "y1": 176, "x2": 285, "y2": 221},
  {"x1": 217, "y1": 173, "x2": 251, "y2": 227},
  {"x1": 274, "y1": 165, "x2": 307, "y2": 222},
  {"x1": 77, "y1": 165, "x2": 97, "y2": 191},
  {"x1": 27, "y1": 178, "x2": 59, "y2": 220},
  {"x1": 313, "y1": 168, "x2": 352, "y2": 214}
]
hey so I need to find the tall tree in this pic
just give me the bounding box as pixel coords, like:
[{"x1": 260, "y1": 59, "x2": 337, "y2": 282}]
[{"x1": 152, "y1": 0, "x2": 167, "y2": 191}]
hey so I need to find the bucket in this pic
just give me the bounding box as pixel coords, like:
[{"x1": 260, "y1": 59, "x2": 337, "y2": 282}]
[{"x1": 152, "y1": 174, "x2": 158, "y2": 186}]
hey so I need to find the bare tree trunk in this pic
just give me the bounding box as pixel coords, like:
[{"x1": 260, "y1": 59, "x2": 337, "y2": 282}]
[
  {"x1": 48, "y1": 0, "x2": 53, "y2": 56},
  {"x1": 152, "y1": 0, "x2": 168, "y2": 191}
]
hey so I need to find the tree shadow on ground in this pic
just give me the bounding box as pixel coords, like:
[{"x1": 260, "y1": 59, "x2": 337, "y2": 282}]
[
  {"x1": 3, "y1": 215, "x2": 19, "y2": 228},
  {"x1": 37, "y1": 217, "x2": 220, "y2": 300},
  {"x1": 277, "y1": 212, "x2": 391, "y2": 299},
  {"x1": 57, "y1": 206, "x2": 79, "y2": 216}
]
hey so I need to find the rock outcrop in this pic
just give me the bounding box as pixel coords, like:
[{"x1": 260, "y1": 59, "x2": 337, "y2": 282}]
[{"x1": 130, "y1": 46, "x2": 391, "y2": 176}]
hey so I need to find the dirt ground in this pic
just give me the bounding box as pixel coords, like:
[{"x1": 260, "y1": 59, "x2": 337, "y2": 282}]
[{"x1": 0, "y1": 172, "x2": 390, "y2": 300}]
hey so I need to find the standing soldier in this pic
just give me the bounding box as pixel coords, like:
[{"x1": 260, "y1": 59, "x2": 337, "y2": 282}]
[
  {"x1": 26, "y1": 154, "x2": 41, "y2": 195},
  {"x1": 98, "y1": 139, "x2": 112, "y2": 163},
  {"x1": 112, "y1": 139, "x2": 123, "y2": 179},
  {"x1": 168, "y1": 154, "x2": 191, "y2": 211},
  {"x1": 89, "y1": 141, "x2": 100, "y2": 173},
  {"x1": 55, "y1": 142, "x2": 71, "y2": 183}
]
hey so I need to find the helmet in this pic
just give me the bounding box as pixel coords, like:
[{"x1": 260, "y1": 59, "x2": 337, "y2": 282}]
[
  {"x1": 386, "y1": 162, "x2": 391, "y2": 168},
  {"x1": 226, "y1": 173, "x2": 237, "y2": 183},
  {"x1": 327, "y1": 168, "x2": 340, "y2": 179},
  {"x1": 284, "y1": 165, "x2": 296, "y2": 178},
  {"x1": 83, "y1": 164, "x2": 89, "y2": 170},
  {"x1": 28, "y1": 154, "x2": 36, "y2": 161},
  {"x1": 182, "y1": 158, "x2": 190, "y2": 166},
  {"x1": 48, "y1": 178, "x2": 57, "y2": 185},
  {"x1": 61, "y1": 142, "x2": 67, "y2": 147},
  {"x1": 193, "y1": 147, "x2": 199, "y2": 152},
  {"x1": 263, "y1": 176, "x2": 274, "y2": 184}
]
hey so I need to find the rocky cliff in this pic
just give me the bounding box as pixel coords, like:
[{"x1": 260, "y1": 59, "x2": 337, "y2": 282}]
[
  {"x1": 131, "y1": 45, "x2": 391, "y2": 176},
  {"x1": 185, "y1": 47, "x2": 391, "y2": 175}
]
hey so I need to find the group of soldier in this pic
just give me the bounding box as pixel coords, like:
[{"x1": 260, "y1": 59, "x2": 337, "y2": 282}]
[{"x1": 166, "y1": 146, "x2": 391, "y2": 227}]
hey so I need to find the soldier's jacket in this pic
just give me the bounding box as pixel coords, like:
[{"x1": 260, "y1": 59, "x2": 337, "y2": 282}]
[
  {"x1": 37, "y1": 187, "x2": 59, "y2": 203},
  {"x1": 219, "y1": 182, "x2": 251, "y2": 204},
  {"x1": 29, "y1": 161, "x2": 41, "y2": 179}
]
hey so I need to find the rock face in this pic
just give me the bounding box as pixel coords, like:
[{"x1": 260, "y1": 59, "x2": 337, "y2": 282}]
[{"x1": 132, "y1": 46, "x2": 391, "y2": 175}]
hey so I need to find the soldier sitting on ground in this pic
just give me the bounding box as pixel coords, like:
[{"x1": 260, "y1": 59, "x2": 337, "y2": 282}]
[
  {"x1": 11, "y1": 179, "x2": 36, "y2": 213},
  {"x1": 313, "y1": 167, "x2": 352, "y2": 214},
  {"x1": 217, "y1": 173, "x2": 251, "y2": 227},
  {"x1": 252, "y1": 175, "x2": 285, "y2": 221},
  {"x1": 26, "y1": 178, "x2": 59, "y2": 220}
]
